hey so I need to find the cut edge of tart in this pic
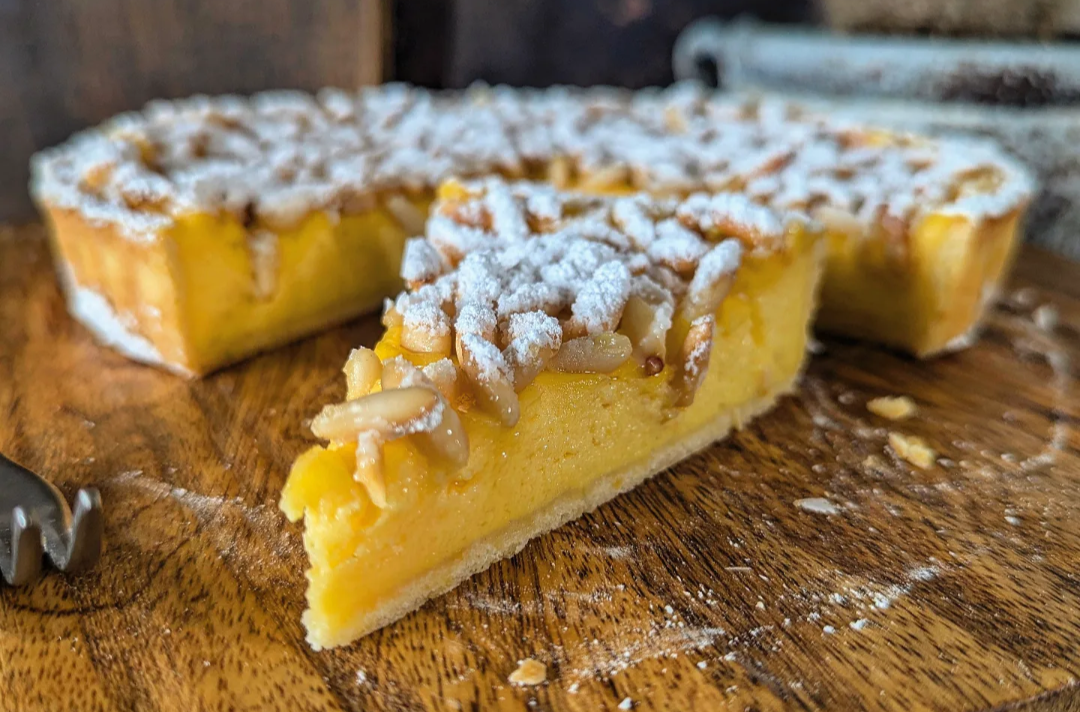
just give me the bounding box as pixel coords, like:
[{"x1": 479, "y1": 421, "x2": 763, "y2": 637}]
[{"x1": 280, "y1": 178, "x2": 827, "y2": 648}]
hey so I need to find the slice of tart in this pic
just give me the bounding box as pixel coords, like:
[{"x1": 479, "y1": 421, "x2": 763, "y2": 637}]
[
  {"x1": 279, "y1": 178, "x2": 826, "y2": 648},
  {"x1": 30, "y1": 85, "x2": 1033, "y2": 375}
]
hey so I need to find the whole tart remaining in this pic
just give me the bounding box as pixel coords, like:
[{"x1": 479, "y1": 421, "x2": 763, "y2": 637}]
[
  {"x1": 279, "y1": 178, "x2": 826, "y2": 648},
  {"x1": 30, "y1": 84, "x2": 1033, "y2": 375}
]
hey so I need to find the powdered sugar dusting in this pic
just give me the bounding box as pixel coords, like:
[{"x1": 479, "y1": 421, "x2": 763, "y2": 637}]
[
  {"x1": 386, "y1": 179, "x2": 786, "y2": 393},
  {"x1": 689, "y1": 240, "x2": 742, "y2": 302},
  {"x1": 65, "y1": 278, "x2": 174, "y2": 371},
  {"x1": 31, "y1": 83, "x2": 1032, "y2": 244},
  {"x1": 570, "y1": 261, "x2": 632, "y2": 334},
  {"x1": 794, "y1": 497, "x2": 842, "y2": 515},
  {"x1": 459, "y1": 334, "x2": 512, "y2": 386},
  {"x1": 107, "y1": 469, "x2": 282, "y2": 533},
  {"x1": 504, "y1": 311, "x2": 563, "y2": 371},
  {"x1": 401, "y1": 238, "x2": 447, "y2": 286},
  {"x1": 402, "y1": 301, "x2": 451, "y2": 343},
  {"x1": 677, "y1": 193, "x2": 785, "y2": 249}
]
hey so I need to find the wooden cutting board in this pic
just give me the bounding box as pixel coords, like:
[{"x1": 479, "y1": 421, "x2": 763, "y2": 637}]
[{"x1": 1, "y1": 224, "x2": 1079, "y2": 712}]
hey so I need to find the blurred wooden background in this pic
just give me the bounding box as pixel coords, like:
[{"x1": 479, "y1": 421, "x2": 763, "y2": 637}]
[
  {"x1": 0, "y1": 0, "x2": 810, "y2": 222},
  {"x1": 5, "y1": 0, "x2": 1069, "y2": 222},
  {"x1": 0, "y1": 0, "x2": 387, "y2": 221}
]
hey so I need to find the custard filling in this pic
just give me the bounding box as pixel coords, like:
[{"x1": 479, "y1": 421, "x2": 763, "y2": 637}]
[{"x1": 280, "y1": 180, "x2": 824, "y2": 647}]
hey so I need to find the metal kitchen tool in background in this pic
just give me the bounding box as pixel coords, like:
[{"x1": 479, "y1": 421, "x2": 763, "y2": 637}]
[{"x1": 674, "y1": 18, "x2": 1080, "y2": 259}]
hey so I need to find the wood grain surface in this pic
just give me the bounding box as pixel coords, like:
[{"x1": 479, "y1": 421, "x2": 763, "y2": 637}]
[
  {"x1": 0, "y1": 0, "x2": 387, "y2": 222},
  {"x1": 1, "y1": 223, "x2": 1079, "y2": 711}
]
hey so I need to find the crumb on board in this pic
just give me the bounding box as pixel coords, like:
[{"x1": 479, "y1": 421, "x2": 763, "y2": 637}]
[
  {"x1": 619, "y1": 697, "x2": 633, "y2": 710},
  {"x1": 794, "y1": 497, "x2": 841, "y2": 515},
  {"x1": 888, "y1": 432, "x2": 936, "y2": 469},
  {"x1": 509, "y1": 659, "x2": 547, "y2": 686},
  {"x1": 867, "y1": 396, "x2": 917, "y2": 421},
  {"x1": 1011, "y1": 287, "x2": 1038, "y2": 307},
  {"x1": 1034, "y1": 304, "x2": 1059, "y2": 331},
  {"x1": 862, "y1": 454, "x2": 888, "y2": 472}
]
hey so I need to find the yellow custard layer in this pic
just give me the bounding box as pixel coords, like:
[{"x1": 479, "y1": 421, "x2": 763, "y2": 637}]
[
  {"x1": 44, "y1": 198, "x2": 427, "y2": 375},
  {"x1": 817, "y1": 208, "x2": 1023, "y2": 356},
  {"x1": 280, "y1": 226, "x2": 824, "y2": 648},
  {"x1": 46, "y1": 172, "x2": 1023, "y2": 376}
]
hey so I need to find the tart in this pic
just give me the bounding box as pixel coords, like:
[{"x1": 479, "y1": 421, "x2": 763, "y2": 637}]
[
  {"x1": 279, "y1": 178, "x2": 826, "y2": 648},
  {"x1": 30, "y1": 85, "x2": 1033, "y2": 374}
]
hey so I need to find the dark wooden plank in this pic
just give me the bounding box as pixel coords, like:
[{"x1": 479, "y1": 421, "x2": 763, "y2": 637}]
[
  {"x1": 446, "y1": 0, "x2": 812, "y2": 89},
  {"x1": 392, "y1": 0, "x2": 452, "y2": 88},
  {"x1": 1, "y1": 223, "x2": 1079, "y2": 711},
  {"x1": 0, "y1": 0, "x2": 386, "y2": 223}
]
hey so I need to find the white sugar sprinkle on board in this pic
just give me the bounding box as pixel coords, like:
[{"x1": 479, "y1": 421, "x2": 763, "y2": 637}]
[{"x1": 795, "y1": 498, "x2": 842, "y2": 515}]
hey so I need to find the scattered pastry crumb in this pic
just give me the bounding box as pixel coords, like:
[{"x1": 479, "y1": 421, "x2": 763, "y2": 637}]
[
  {"x1": 755, "y1": 601, "x2": 766, "y2": 610},
  {"x1": 356, "y1": 670, "x2": 367, "y2": 684},
  {"x1": 568, "y1": 682, "x2": 580, "y2": 694},
  {"x1": 794, "y1": 497, "x2": 841, "y2": 515},
  {"x1": 823, "y1": 625, "x2": 836, "y2": 634},
  {"x1": 1005, "y1": 514, "x2": 1021, "y2": 526},
  {"x1": 867, "y1": 396, "x2": 916, "y2": 421},
  {"x1": 862, "y1": 454, "x2": 889, "y2": 473},
  {"x1": 888, "y1": 432, "x2": 936, "y2": 469},
  {"x1": 850, "y1": 619, "x2": 869, "y2": 630},
  {"x1": 697, "y1": 661, "x2": 708, "y2": 669},
  {"x1": 1010, "y1": 287, "x2": 1038, "y2": 308},
  {"x1": 619, "y1": 697, "x2": 633, "y2": 710},
  {"x1": 1033, "y1": 304, "x2": 1058, "y2": 331},
  {"x1": 509, "y1": 659, "x2": 547, "y2": 686}
]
